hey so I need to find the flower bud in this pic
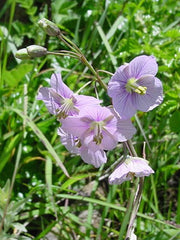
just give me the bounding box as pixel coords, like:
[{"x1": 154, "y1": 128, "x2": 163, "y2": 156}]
[
  {"x1": 38, "y1": 18, "x2": 60, "y2": 36},
  {"x1": 15, "y1": 48, "x2": 31, "y2": 60},
  {"x1": 26, "y1": 45, "x2": 47, "y2": 58}
]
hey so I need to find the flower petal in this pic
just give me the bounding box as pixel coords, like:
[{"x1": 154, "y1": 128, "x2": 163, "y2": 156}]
[
  {"x1": 37, "y1": 87, "x2": 59, "y2": 114},
  {"x1": 80, "y1": 147, "x2": 107, "y2": 168},
  {"x1": 110, "y1": 90, "x2": 137, "y2": 119},
  {"x1": 109, "y1": 64, "x2": 129, "y2": 84},
  {"x1": 109, "y1": 162, "x2": 131, "y2": 184},
  {"x1": 101, "y1": 130, "x2": 118, "y2": 150},
  {"x1": 74, "y1": 94, "x2": 102, "y2": 108},
  {"x1": 129, "y1": 55, "x2": 158, "y2": 78},
  {"x1": 50, "y1": 73, "x2": 73, "y2": 98},
  {"x1": 57, "y1": 128, "x2": 80, "y2": 154},
  {"x1": 116, "y1": 119, "x2": 136, "y2": 141},
  {"x1": 109, "y1": 157, "x2": 154, "y2": 185},
  {"x1": 132, "y1": 76, "x2": 163, "y2": 112},
  {"x1": 61, "y1": 117, "x2": 88, "y2": 137}
]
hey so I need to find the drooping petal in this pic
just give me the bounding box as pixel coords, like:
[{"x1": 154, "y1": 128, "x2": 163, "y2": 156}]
[
  {"x1": 129, "y1": 55, "x2": 158, "y2": 78},
  {"x1": 50, "y1": 73, "x2": 73, "y2": 98},
  {"x1": 128, "y1": 157, "x2": 154, "y2": 177},
  {"x1": 109, "y1": 161, "x2": 132, "y2": 184},
  {"x1": 116, "y1": 119, "x2": 136, "y2": 141},
  {"x1": 37, "y1": 87, "x2": 59, "y2": 114},
  {"x1": 80, "y1": 147, "x2": 107, "y2": 168},
  {"x1": 132, "y1": 76, "x2": 163, "y2": 112},
  {"x1": 109, "y1": 157, "x2": 154, "y2": 185},
  {"x1": 57, "y1": 128, "x2": 80, "y2": 154},
  {"x1": 101, "y1": 130, "x2": 118, "y2": 150}
]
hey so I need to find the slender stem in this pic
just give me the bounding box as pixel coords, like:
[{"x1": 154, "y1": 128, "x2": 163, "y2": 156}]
[
  {"x1": 47, "y1": 51, "x2": 80, "y2": 59},
  {"x1": 56, "y1": 32, "x2": 108, "y2": 90},
  {"x1": 118, "y1": 178, "x2": 139, "y2": 240},
  {"x1": 119, "y1": 140, "x2": 144, "y2": 240},
  {"x1": 125, "y1": 178, "x2": 144, "y2": 240}
]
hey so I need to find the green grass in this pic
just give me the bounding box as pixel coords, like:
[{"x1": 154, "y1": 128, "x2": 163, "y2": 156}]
[{"x1": 0, "y1": 0, "x2": 180, "y2": 239}]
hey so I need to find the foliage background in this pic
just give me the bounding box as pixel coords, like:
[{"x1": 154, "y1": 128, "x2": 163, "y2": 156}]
[{"x1": 0, "y1": 0, "x2": 180, "y2": 239}]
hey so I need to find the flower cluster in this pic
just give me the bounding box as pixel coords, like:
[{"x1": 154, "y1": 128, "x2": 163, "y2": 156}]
[
  {"x1": 37, "y1": 73, "x2": 136, "y2": 168},
  {"x1": 37, "y1": 55, "x2": 163, "y2": 184}
]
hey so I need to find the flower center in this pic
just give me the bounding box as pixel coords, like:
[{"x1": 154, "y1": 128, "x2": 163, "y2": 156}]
[
  {"x1": 125, "y1": 78, "x2": 147, "y2": 95},
  {"x1": 90, "y1": 121, "x2": 105, "y2": 145},
  {"x1": 56, "y1": 97, "x2": 76, "y2": 118},
  {"x1": 50, "y1": 89, "x2": 79, "y2": 118}
]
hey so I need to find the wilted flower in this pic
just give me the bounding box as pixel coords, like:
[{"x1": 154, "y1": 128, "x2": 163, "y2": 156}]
[
  {"x1": 108, "y1": 55, "x2": 163, "y2": 119},
  {"x1": 109, "y1": 156, "x2": 154, "y2": 185},
  {"x1": 37, "y1": 73, "x2": 101, "y2": 119}
]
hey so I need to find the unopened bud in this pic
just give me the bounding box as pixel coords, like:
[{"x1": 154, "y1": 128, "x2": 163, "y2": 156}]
[
  {"x1": 38, "y1": 18, "x2": 60, "y2": 36},
  {"x1": 15, "y1": 48, "x2": 31, "y2": 60},
  {"x1": 26, "y1": 45, "x2": 47, "y2": 58}
]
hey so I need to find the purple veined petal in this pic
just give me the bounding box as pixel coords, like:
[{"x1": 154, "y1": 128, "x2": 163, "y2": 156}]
[
  {"x1": 110, "y1": 90, "x2": 137, "y2": 119},
  {"x1": 74, "y1": 94, "x2": 102, "y2": 108},
  {"x1": 61, "y1": 117, "x2": 89, "y2": 137},
  {"x1": 50, "y1": 73, "x2": 73, "y2": 98},
  {"x1": 76, "y1": 105, "x2": 114, "y2": 122},
  {"x1": 81, "y1": 131, "x2": 94, "y2": 146},
  {"x1": 37, "y1": 87, "x2": 59, "y2": 114},
  {"x1": 108, "y1": 81, "x2": 122, "y2": 98},
  {"x1": 109, "y1": 157, "x2": 154, "y2": 185},
  {"x1": 109, "y1": 64, "x2": 130, "y2": 84},
  {"x1": 132, "y1": 76, "x2": 163, "y2": 112},
  {"x1": 57, "y1": 128, "x2": 80, "y2": 154},
  {"x1": 101, "y1": 129, "x2": 118, "y2": 150},
  {"x1": 80, "y1": 147, "x2": 107, "y2": 168},
  {"x1": 37, "y1": 87, "x2": 49, "y2": 101},
  {"x1": 129, "y1": 55, "x2": 158, "y2": 79},
  {"x1": 116, "y1": 119, "x2": 136, "y2": 142}
]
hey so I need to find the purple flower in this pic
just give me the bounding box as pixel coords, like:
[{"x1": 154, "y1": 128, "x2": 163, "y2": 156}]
[
  {"x1": 108, "y1": 55, "x2": 163, "y2": 119},
  {"x1": 37, "y1": 73, "x2": 101, "y2": 119},
  {"x1": 57, "y1": 127, "x2": 107, "y2": 168},
  {"x1": 61, "y1": 105, "x2": 136, "y2": 151},
  {"x1": 109, "y1": 156, "x2": 154, "y2": 185}
]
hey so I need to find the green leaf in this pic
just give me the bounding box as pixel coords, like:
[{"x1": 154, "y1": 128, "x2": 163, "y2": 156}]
[
  {"x1": 3, "y1": 64, "x2": 33, "y2": 87},
  {"x1": 169, "y1": 111, "x2": 180, "y2": 133}
]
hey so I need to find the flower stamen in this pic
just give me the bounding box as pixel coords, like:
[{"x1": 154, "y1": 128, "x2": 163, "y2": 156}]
[{"x1": 126, "y1": 78, "x2": 147, "y2": 95}]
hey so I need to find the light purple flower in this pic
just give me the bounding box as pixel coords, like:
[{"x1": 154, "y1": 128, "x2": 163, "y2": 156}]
[
  {"x1": 57, "y1": 127, "x2": 107, "y2": 168},
  {"x1": 108, "y1": 55, "x2": 163, "y2": 119},
  {"x1": 37, "y1": 73, "x2": 101, "y2": 118},
  {"x1": 61, "y1": 105, "x2": 136, "y2": 151},
  {"x1": 109, "y1": 156, "x2": 154, "y2": 185}
]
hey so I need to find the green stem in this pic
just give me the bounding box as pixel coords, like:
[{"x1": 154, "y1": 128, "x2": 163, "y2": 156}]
[{"x1": 56, "y1": 32, "x2": 108, "y2": 90}]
